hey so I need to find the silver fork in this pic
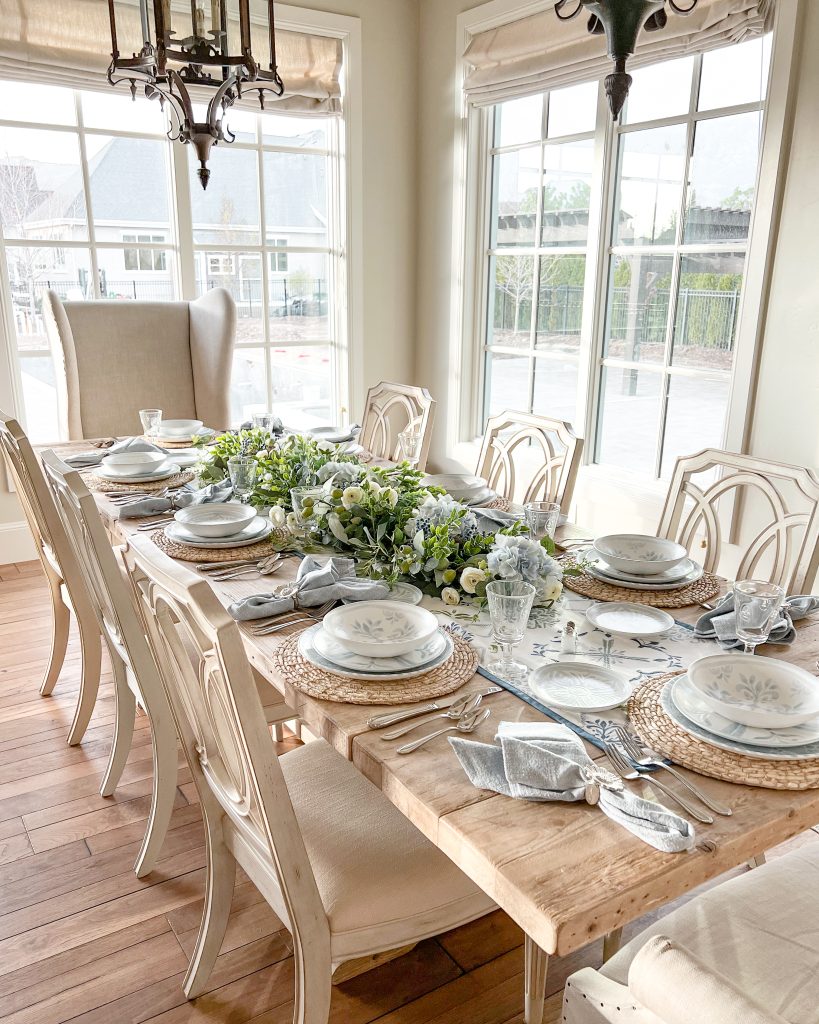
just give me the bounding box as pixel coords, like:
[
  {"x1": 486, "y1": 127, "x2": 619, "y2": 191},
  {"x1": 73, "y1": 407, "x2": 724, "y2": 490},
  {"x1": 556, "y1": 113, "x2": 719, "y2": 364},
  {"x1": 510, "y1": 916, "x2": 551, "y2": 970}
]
[
  {"x1": 612, "y1": 728, "x2": 732, "y2": 817},
  {"x1": 396, "y1": 706, "x2": 492, "y2": 754},
  {"x1": 136, "y1": 517, "x2": 176, "y2": 532},
  {"x1": 380, "y1": 692, "x2": 484, "y2": 739},
  {"x1": 208, "y1": 554, "x2": 283, "y2": 580},
  {"x1": 250, "y1": 599, "x2": 336, "y2": 636},
  {"x1": 604, "y1": 742, "x2": 713, "y2": 824}
]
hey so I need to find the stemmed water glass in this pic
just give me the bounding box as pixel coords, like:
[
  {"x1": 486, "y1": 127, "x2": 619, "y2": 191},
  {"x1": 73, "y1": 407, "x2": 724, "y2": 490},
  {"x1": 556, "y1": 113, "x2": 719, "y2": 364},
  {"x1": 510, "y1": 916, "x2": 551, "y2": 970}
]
[
  {"x1": 139, "y1": 409, "x2": 162, "y2": 440},
  {"x1": 228, "y1": 456, "x2": 257, "y2": 505},
  {"x1": 523, "y1": 501, "x2": 561, "y2": 543},
  {"x1": 734, "y1": 579, "x2": 785, "y2": 655},
  {"x1": 485, "y1": 580, "x2": 536, "y2": 684}
]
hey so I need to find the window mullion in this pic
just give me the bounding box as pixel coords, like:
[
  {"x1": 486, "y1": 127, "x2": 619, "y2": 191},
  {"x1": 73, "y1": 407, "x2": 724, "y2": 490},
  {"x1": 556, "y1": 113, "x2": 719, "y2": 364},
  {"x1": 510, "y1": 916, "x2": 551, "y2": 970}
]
[
  {"x1": 73, "y1": 93, "x2": 99, "y2": 299},
  {"x1": 171, "y1": 141, "x2": 196, "y2": 300},
  {"x1": 255, "y1": 115, "x2": 272, "y2": 408}
]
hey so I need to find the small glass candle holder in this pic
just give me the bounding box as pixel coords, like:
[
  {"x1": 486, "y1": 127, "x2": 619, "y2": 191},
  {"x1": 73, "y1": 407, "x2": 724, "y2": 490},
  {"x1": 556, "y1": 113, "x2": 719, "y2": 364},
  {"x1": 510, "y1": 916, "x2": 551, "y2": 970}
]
[
  {"x1": 290, "y1": 485, "x2": 325, "y2": 532},
  {"x1": 252, "y1": 412, "x2": 277, "y2": 432},
  {"x1": 139, "y1": 409, "x2": 162, "y2": 439}
]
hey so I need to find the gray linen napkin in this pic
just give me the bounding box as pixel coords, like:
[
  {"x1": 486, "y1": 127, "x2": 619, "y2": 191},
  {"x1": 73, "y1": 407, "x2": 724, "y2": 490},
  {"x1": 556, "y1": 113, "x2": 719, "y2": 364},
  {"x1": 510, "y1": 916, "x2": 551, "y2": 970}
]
[
  {"x1": 118, "y1": 480, "x2": 234, "y2": 519},
  {"x1": 228, "y1": 555, "x2": 389, "y2": 621},
  {"x1": 450, "y1": 722, "x2": 695, "y2": 853},
  {"x1": 694, "y1": 592, "x2": 819, "y2": 648},
  {"x1": 472, "y1": 506, "x2": 523, "y2": 532},
  {"x1": 65, "y1": 437, "x2": 166, "y2": 469}
]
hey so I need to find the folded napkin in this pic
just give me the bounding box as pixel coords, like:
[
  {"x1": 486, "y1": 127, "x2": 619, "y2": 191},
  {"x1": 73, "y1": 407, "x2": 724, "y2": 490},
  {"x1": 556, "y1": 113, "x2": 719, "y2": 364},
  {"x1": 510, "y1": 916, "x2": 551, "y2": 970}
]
[
  {"x1": 472, "y1": 506, "x2": 523, "y2": 533},
  {"x1": 450, "y1": 722, "x2": 695, "y2": 853},
  {"x1": 117, "y1": 480, "x2": 234, "y2": 519},
  {"x1": 228, "y1": 555, "x2": 389, "y2": 621},
  {"x1": 65, "y1": 437, "x2": 167, "y2": 469},
  {"x1": 694, "y1": 592, "x2": 819, "y2": 649}
]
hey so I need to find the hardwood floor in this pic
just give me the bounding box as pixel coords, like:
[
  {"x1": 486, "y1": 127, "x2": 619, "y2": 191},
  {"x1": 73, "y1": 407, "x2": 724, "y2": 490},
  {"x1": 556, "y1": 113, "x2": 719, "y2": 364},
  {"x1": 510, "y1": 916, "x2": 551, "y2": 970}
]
[{"x1": 0, "y1": 559, "x2": 816, "y2": 1024}]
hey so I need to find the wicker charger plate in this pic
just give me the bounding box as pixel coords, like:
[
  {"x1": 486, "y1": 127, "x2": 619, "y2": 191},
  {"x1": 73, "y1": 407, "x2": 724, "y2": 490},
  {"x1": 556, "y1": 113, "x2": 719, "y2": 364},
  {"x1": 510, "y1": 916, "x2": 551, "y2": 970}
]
[
  {"x1": 86, "y1": 470, "x2": 195, "y2": 494},
  {"x1": 564, "y1": 567, "x2": 721, "y2": 608},
  {"x1": 627, "y1": 674, "x2": 819, "y2": 791},
  {"x1": 273, "y1": 631, "x2": 479, "y2": 705},
  {"x1": 152, "y1": 527, "x2": 283, "y2": 563}
]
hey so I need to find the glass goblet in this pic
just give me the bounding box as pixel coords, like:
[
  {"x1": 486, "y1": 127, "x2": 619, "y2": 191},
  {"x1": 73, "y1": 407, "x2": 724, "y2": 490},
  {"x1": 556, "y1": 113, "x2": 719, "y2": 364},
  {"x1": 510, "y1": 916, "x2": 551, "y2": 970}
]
[
  {"x1": 139, "y1": 408, "x2": 162, "y2": 440},
  {"x1": 524, "y1": 501, "x2": 561, "y2": 543},
  {"x1": 734, "y1": 579, "x2": 785, "y2": 655},
  {"x1": 397, "y1": 428, "x2": 423, "y2": 466},
  {"x1": 485, "y1": 579, "x2": 536, "y2": 684},
  {"x1": 227, "y1": 456, "x2": 257, "y2": 505}
]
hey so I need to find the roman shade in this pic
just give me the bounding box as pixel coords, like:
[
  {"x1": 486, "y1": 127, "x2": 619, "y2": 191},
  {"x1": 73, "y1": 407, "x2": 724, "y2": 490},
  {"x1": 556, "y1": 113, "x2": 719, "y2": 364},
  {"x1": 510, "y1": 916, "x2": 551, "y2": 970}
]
[
  {"x1": 0, "y1": 0, "x2": 342, "y2": 112},
  {"x1": 464, "y1": 0, "x2": 773, "y2": 106}
]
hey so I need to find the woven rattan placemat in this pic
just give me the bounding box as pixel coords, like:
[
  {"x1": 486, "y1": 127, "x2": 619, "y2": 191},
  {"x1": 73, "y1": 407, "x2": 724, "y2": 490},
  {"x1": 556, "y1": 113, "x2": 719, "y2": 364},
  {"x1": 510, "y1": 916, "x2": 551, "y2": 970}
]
[
  {"x1": 152, "y1": 528, "x2": 280, "y2": 563},
  {"x1": 272, "y1": 631, "x2": 479, "y2": 705},
  {"x1": 627, "y1": 674, "x2": 819, "y2": 790},
  {"x1": 564, "y1": 568, "x2": 721, "y2": 608},
  {"x1": 86, "y1": 470, "x2": 195, "y2": 494}
]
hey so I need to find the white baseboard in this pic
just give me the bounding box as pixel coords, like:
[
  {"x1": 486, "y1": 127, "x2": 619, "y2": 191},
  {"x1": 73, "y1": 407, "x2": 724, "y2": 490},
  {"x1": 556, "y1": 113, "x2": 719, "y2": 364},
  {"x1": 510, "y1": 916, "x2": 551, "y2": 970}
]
[{"x1": 0, "y1": 521, "x2": 36, "y2": 566}]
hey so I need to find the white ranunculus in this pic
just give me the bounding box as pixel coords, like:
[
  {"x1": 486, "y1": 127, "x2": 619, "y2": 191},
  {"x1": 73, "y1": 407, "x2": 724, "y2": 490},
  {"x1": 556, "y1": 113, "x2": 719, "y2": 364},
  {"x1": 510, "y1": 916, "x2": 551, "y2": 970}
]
[
  {"x1": 383, "y1": 486, "x2": 399, "y2": 508},
  {"x1": 460, "y1": 566, "x2": 486, "y2": 595},
  {"x1": 285, "y1": 511, "x2": 299, "y2": 532},
  {"x1": 541, "y1": 575, "x2": 563, "y2": 604},
  {"x1": 441, "y1": 586, "x2": 461, "y2": 606},
  {"x1": 341, "y1": 485, "x2": 364, "y2": 509},
  {"x1": 269, "y1": 505, "x2": 286, "y2": 527}
]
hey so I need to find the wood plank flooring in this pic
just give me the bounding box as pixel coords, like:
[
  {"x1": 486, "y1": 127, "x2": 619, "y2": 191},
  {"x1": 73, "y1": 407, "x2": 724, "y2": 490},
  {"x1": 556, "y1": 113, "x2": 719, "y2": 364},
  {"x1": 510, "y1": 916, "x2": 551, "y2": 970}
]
[{"x1": 0, "y1": 559, "x2": 816, "y2": 1024}]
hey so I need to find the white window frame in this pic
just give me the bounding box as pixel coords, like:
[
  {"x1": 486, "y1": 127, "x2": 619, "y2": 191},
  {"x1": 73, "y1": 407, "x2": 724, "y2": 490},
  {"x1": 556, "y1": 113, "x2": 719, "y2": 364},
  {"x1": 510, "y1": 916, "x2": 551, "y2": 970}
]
[
  {"x1": 453, "y1": 0, "x2": 802, "y2": 508},
  {"x1": 0, "y1": 4, "x2": 363, "y2": 436}
]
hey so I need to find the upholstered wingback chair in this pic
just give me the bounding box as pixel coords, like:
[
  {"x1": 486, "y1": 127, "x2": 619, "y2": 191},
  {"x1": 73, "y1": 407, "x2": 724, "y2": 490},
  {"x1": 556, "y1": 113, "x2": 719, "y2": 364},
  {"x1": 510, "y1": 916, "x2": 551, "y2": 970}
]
[{"x1": 44, "y1": 288, "x2": 236, "y2": 439}]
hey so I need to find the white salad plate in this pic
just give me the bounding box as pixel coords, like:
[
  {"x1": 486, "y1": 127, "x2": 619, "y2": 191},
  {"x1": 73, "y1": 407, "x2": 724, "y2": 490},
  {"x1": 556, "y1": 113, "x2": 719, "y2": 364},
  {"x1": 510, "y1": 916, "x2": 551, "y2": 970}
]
[
  {"x1": 167, "y1": 448, "x2": 201, "y2": 469},
  {"x1": 529, "y1": 661, "x2": 632, "y2": 713},
  {"x1": 586, "y1": 553, "x2": 698, "y2": 585},
  {"x1": 586, "y1": 560, "x2": 703, "y2": 592},
  {"x1": 344, "y1": 582, "x2": 423, "y2": 606},
  {"x1": 103, "y1": 451, "x2": 167, "y2": 472},
  {"x1": 165, "y1": 517, "x2": 272, "y2": 549},
  {"x1": 174, "y1": 502, "x2": 256, "y2": 538},
  {"x1": 322, "y1": 600, "x2": 439, "y2": 658},
  {"x1": 96, "y1": 461, "x2": 181, "y2": 483},
  {"x1": 422, "y1": 473, "x2": 487, "y2": 501},
  {"x1": 155, "y1": 427, "x2": 215, "y2": 445},
  {"x1": 301, "y1": 624, "x2": 453, "y2": 680},
  {"x1": 660, "y1": 678, "x2": 819, "y2": 761},
  {"x1": 671, "y1": 674, "x2": 819, "y2": 749},
  {"x1": 585, "y1": 602, "x2": 674, "y2": 639},
  {"x1": 687, "y1": 653, "x2": 819, "y2": 728},
  {"x1": 594, "y1": 534, "x2": 688, "y2": 576}
]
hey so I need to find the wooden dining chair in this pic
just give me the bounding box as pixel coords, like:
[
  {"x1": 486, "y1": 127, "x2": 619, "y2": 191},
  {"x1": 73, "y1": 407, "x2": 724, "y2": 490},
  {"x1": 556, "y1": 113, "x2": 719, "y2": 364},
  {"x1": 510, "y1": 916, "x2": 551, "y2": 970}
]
[
  {"x1": 475, "y1": 410, "x2": 584, "y2": 514},
  {"x1": 358, "y1": 381, "x2": 436, "y2": 469},
  {"x1": 122, "y1": 534, "x2": 495, "y2": 1013},
  {"x1": 658, "y1": 448, "x2": 819, "y2": 594},
  {"x1": 0, "y1": 412, "x2": 101, "y2": 745}
]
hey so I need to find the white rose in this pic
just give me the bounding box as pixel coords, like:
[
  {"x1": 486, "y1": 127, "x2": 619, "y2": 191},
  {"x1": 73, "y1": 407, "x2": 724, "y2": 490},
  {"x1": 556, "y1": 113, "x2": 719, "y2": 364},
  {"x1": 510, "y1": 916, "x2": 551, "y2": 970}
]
[
  {"x1": 341, "y1": 485, "x2": 364, "y2": 509},
  {"x1": 285, "y1": 511, "x2": 299, "y2": 532},
  {"x1": 269, "y1": 505, "x2": 286, "y2": 527},
  {"x1": 460, "y1": 566, "x2": 486, "y2": 595},
  {"x1": 367, "y1": 480, "x2": 382, "y2": 495},
  {"x1": 441, "y1": 586, "x2": 461, "y2": 606},
  {"x1": 383, "y1": 486, "x2": 399, "y2": 508},
  {"x1": 541, "y1": 576, "x2": 563, "y2": 603}
]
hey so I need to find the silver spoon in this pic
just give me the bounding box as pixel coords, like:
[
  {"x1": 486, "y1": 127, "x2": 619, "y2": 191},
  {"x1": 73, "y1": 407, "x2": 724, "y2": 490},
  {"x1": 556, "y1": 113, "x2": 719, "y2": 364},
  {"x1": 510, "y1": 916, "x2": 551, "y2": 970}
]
[
  {"x1": 381, "y1": 692, "x2": 484, "y2": 739},
  {"x1": 208, "y1": 554, "x2": 283, "y2": 580},
  {"x1": 397, "y1": 706, "x2": 491, "y2": 754}
]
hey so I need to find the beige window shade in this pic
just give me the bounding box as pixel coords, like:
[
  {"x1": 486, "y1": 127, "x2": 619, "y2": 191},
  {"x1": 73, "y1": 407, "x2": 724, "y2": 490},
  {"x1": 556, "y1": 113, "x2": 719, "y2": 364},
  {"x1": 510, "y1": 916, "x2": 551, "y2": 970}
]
[
  {"x1": 464, "y1": 0, "x2": 773, "y2": 106},
  {"x1": 0, "y1": 0, "x2": 342, "y2": 113}
]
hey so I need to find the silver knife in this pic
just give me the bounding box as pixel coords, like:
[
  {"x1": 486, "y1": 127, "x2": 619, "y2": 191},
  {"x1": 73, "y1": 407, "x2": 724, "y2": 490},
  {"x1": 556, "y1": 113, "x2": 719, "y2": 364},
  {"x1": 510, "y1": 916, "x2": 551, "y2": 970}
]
[{"x1": 367, "y1": 686, "x2": 502, "y2": 729}]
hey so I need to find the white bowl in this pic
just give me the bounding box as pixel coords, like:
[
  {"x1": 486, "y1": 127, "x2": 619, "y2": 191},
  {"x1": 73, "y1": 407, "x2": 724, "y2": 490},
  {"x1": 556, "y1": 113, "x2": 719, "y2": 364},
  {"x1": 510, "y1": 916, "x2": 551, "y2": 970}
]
[
  {"x1": 422, "y1": 474, "x2": 487, "y2": 500},
  {"x1": 160, "y1": 419, "x2": 203, "y2": 438},
  {"x1": 102, "y1": 450, "x2": 167, "y2": 473},
  {"x1": 593, "y1": 534, "x2": 688, "y2": 576},
  {"x1": 322, "y1": 600, "x2": 438, "y2": 658},
  {"x1": 174, "y1": 502, "x2": 256, "y2": 539},
  {"x1": 687, "y1": 653, "x2": 819, "y2": 728}
]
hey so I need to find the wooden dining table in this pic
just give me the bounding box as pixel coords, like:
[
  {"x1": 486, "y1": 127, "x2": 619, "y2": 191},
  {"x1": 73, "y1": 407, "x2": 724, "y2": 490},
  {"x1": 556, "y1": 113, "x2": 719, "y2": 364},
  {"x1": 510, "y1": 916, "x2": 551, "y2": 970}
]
[{"x1": 43, "y1": 440, "x2": 819, "y2": 1024}]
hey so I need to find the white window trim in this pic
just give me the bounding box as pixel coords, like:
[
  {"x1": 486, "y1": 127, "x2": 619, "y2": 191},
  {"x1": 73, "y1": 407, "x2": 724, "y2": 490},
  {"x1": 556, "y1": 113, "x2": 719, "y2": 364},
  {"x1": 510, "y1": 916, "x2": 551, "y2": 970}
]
[
  {"x1": 453, "y1": 0, "x2": 802, "y2": 510},
  {"x1": 0, "y1": 4, "x2": 362, "y2": 435}
]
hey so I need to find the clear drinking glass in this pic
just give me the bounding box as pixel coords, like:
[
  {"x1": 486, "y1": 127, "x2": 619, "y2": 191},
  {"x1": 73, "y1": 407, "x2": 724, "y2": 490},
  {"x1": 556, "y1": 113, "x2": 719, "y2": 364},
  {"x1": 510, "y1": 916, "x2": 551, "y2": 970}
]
[
  {"x1": 734, "y1": 579, "x2": 785, "y2": 655},
  {"x1": 290, "y1": 485, "x2": 325, "y2": 532},
  {"x1": 139, "y1": 409, "x2": 162, "y2": 439},
  {"x1": 252, "y1": 412, "x2": 276, "y2": 431},
  {"x1": 397, "y1": 428, "x2": 423, "y2": 466},
  {"x1": 524, "y1": 500, "x2": 561, "y2": 542},
  {"x1": 485, "y1": 580, "x2": 536, "y2": 684},
  {"x1": 228, "y1": 456, "x2": 257, "y2": 504}
]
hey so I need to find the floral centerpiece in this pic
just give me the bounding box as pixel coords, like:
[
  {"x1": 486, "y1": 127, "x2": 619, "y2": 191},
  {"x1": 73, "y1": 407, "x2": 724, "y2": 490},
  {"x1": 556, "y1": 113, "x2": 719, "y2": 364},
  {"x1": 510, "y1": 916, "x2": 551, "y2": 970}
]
[{"x1": 196, "y1": 428, "x2": 572, "y2": 606}]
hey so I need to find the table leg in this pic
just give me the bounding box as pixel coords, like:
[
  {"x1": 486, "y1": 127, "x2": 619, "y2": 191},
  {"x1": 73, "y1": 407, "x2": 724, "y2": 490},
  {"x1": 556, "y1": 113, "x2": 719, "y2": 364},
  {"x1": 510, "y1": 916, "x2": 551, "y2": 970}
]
[
  {"x1": 524, "y1": 935, "x2": 549, "y2": 1023},
  {"x1": 603, "y1": 927, "x2": 623, "y2": 962}
]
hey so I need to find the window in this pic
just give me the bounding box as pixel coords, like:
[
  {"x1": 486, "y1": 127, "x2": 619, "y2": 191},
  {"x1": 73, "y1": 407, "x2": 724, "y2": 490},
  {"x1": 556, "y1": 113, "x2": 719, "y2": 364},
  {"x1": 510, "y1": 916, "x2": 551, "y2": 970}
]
[
  {"x1": 0, "y1": 79, "x2": 346, "y2": 440},
  {"x1": 479, "y1": 37, "x2": 771, "y2": 480}
]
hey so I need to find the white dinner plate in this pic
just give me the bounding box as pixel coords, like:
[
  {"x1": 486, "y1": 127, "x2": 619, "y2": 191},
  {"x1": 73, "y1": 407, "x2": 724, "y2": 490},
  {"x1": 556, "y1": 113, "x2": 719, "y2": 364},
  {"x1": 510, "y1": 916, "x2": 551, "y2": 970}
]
[
  {"x1": 300, "y1": 624, "x2": 453, "y2": 680},
  {"x1": 529, "y1": 661, "x2": 632, "y2": 713},
  {"x1": 165, "y1": 448, "x2": 201, "y2": 469},
  {"x1": 343, "y1": 582, "x2": 423, "y2": 606},
  {"x1": 671, "y1": 674, "x2": 819, "y2": 749},
  {"x1": 587, "y1": 561, "x2": 703, "y2": 592},
  {"x1": 155, "y1": 427, "x2": 216, "y2": 445},
  {"x1": 95, "y1": 461, "x2": 181, "y2": 483},
  {"x1": 592, "y1": 555, "x2": 698, "y2": 585},
  {"x1": 585, "y1": 602, "x2": 674, "y2": 639},
  {"x1": 660, "y1": 677, "x2": 819, "y2": 761},
  {"x1": 165, "y1": 517, "x2": 272, "y2": 549}
]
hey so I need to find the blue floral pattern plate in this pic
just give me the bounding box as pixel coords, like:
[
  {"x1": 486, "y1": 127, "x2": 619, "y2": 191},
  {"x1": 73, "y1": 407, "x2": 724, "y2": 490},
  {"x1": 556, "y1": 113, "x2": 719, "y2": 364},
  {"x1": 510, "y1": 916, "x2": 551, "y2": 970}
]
[{"x1": 302, "y1": 624, "x2": 453, "y2": 680}]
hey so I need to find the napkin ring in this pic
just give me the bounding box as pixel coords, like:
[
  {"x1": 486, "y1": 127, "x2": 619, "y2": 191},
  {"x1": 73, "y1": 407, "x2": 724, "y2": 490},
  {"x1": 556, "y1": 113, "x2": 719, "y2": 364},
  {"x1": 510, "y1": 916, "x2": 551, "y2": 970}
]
[{"x1": 579, "y1": 764, "x2": 624, "y2": 806}]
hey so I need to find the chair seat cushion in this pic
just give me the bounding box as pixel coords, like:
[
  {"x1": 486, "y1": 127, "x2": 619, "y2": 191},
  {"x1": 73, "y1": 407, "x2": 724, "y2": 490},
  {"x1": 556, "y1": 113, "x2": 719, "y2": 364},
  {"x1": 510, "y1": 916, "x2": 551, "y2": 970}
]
[
  {"x1": 601, "y1": 844, "x2": 819, "y2": 1022},
  {"x1": 279, "y1": 739, "x2": 495, "y2": 951}
]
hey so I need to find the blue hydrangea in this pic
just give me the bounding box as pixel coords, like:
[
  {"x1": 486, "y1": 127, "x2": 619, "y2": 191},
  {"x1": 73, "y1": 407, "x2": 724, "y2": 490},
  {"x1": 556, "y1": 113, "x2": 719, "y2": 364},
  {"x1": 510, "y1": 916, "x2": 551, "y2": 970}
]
[{"x1": 408, "y1": 494, "x2": 479, "y2": 539}]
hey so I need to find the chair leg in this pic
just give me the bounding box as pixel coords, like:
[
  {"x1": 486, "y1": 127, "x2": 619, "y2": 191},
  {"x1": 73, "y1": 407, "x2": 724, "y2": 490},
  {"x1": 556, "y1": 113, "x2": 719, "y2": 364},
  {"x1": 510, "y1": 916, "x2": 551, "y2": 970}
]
[
  {"x1": 748, "y1": 853, "x2": 767, "y2": 869},
  {"x1": 524, "y1": 935, "x2": 550, "y2": 1024},
  {"x1": 40, "y1": 576, "x2": 70, "y2": 697},
  {"x1": 99, "y1": 654, "x2": 135, "y2": 797},
  {"x1": 183, "y1": 820, "x2": 236, "y2": 999},
  {"x1": 66, "y1": 616, "x2": 102, "y2": 746},
  {"x1": 293, "y1": 937, "x2": 332, "y2": 1024},
  {"x1": 133, "y1": 711, "x2": 178, "y2": 878},
  {"x1": 273, "y1": 722, "x2": 285, "y2": 742}
]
